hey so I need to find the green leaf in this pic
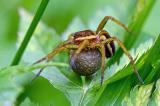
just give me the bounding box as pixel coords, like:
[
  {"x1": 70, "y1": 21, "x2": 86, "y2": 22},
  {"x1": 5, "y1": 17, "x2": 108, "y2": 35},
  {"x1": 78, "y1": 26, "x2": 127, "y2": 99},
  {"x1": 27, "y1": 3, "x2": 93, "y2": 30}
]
[
  {"x1": 17, "y1": 8, "x2": 71, "y2": 105},
  {"x1": 122, "y1": 84, "x2": 153, "y2": 106},
  {"x1": 88, "y1": 35, "x2": 159, "y2": 106},
  {"x1": 122, "y1": 79, "x2": 160, "y2": 106},
  {"x1": 20, "y1": 98, "x2": 36, "y2": 106},
  {"x1": 0, "y1": 62, "x2": 69, "y2": 106},
  {"x1": 149, "y1": 79, "x2": 160, "y2": 106},
  {"x1": 0, "y1": 65, "x2": 32, "y2": 106},
  {"x1": 145, "y1": 57, "x2": 160, "y2": 83}
]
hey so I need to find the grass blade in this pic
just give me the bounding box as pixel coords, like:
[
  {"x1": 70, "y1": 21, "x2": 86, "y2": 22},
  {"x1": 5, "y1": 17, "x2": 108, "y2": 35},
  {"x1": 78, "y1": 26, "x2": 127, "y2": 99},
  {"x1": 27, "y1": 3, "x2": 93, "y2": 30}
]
[
  {"x1": 109, "y1": 0, "x2": 156, "y2": 65},
  {"x1": 11, "y1": 0, "x2": 49, "y2": 65}
]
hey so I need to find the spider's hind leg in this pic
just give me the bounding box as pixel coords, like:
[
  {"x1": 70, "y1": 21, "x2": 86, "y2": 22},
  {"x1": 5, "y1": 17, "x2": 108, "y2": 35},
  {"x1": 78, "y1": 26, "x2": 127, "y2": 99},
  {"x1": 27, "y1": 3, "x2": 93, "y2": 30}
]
[
  {"x1": 111, "y1": 37, "x2": 144, "y2": 84},
  {"x1": 100, "y1": 36, "x2": 144, "y2": 84}
]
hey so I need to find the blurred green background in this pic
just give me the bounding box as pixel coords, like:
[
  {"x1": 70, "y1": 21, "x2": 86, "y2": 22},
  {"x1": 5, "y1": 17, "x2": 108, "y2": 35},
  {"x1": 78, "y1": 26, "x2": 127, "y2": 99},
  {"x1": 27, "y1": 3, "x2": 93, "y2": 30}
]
[{"x1": 0, "y1": 0, "x2": 159, "y2": 105}]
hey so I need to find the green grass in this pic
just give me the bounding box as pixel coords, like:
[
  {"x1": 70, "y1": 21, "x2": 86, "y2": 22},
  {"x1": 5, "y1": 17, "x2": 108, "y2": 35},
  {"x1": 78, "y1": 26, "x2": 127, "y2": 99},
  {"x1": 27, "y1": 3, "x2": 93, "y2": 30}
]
[{"x1": 11, "y1": 0, "x2": 49, "y2": 65}]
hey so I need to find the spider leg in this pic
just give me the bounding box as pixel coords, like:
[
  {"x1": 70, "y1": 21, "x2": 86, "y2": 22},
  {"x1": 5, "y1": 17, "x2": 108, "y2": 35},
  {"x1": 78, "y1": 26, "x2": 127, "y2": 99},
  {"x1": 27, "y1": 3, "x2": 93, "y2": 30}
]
[
  {"x1": 31, "y1": 67, "x2": 45, "y2": 82},
  {"x1": 110, "y1": 37, "x2": 144, "y2": 84},
  {"x1": 33, "y1": 43, "x2": 78, "y2": 64},
  {"x1": 98, "y1": 31, "x2": 114, "y2": 57},
  {"x1": 71, "y1": 40, "x2": 89, "y2": 66},
  {"x1": 33, "y1": 36, "x2": 74, "y2": 64},
  {"x1": 32, "y1": 44, "x2": 78, "y2": 82},
  {"x1": 107, "y1": 44, "x2": 113, "y2": 57},
  {"x1": 96, "y1": 16, "x2": 130, "y2": 34},
  {"x1": 75, "y1": 35, "x2": 97, "y2": 41},
  {"x1": 74, "y1": 40, "x2": 89, "y2": 55},
  {"x1": 47, "y1": 44, "x2": 78, "y2": 61},
  {"x1": 33, "y1": 57, "x2": 47, "y2": 64},
  {"x1": 99, "y1": 44, "x2": 106, "y2": 85},
  {"x1": 100, "y1": 36, "x2": 144, "y2": 84}
]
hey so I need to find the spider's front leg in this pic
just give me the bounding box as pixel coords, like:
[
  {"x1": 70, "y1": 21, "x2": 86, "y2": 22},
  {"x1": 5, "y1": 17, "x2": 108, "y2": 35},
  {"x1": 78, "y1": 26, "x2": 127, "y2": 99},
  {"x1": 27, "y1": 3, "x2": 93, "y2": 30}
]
[
  {"x1": 33, "y1": 44, "x2": 78, "y2": 64},
  {"x1": 32, "y1": 43, "x2": 78, "y2": 81},
  {"x1": 98, "y1": 43, "x2": 106, "y2": 85},
  {"x1": 70, "y1": 39, "x2": 89, "y2": 69},
  {"x1": 33, "y1": 35, "x2": 74, "y2": 64},
  {"x1": 96, "y1": 16, "x2": 130, "y2": 34},
  {"x1": 93, "y1": 42, "x2": 107, "y2": 85},
  {"x1": 73, "y1": 40, "x2": 89, "y2": 57}
]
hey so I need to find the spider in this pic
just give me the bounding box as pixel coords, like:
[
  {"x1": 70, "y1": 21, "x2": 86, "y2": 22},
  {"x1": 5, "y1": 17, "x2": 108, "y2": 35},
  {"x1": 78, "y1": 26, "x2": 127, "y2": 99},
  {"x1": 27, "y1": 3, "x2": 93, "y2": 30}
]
[{"x1": 33, "y1": 16, "x2": 144, "y2": 85}]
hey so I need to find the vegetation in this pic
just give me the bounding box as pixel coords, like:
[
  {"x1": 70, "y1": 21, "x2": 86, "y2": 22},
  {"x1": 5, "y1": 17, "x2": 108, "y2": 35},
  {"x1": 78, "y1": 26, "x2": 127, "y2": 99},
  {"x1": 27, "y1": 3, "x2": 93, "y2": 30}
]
[{"x1": 0, "y1": 0, "x2": 160, "y2": 106}]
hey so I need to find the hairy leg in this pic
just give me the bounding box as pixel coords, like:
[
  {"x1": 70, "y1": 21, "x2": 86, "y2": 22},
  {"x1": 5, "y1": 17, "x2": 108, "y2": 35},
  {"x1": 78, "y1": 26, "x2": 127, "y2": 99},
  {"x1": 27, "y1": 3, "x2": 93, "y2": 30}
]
[
  {"x1": 100, "y1": 36, "x2": 144, "y2": 84},
  {"x1": 33, "y1": 44, "x2": 78, "y2": 64},
  {"x1": 96, "y1": 43, "x2": 106, "y2": 85},
  {"x1": 106, "y1": 44, "x2": 113, "y2": 56},
  {"x1": 32, "y1": 44, "x2": 78, "y2": 82},
  {"x1": 75, "y1": 35, "x2": 97, "y2": 41},
  {"x1": 96, "y1": 16, "x2": 130, "y2": 34},
  {"x1": 71, "y1": 40, "x2": 89, "y2": 66},
  {"x1": 112, "y1": 37, "x2": 144, "y2": 84},
  {"x1": 74, "y1": 40, "x2": 89, "y2": 55},
  {"x1": 33, "y1": 35, "x2": 74, "y2": 64},
  {"x1": 100, "y1": 44, "x2": 106, "y2": 85}
]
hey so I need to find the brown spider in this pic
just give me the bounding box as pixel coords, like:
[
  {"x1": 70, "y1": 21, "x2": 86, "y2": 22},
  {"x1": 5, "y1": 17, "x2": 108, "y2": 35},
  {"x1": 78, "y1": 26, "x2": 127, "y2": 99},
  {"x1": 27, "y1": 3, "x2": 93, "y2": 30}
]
[{"x1": 33, "y1": 16, "x2": 144, "y2": 85}]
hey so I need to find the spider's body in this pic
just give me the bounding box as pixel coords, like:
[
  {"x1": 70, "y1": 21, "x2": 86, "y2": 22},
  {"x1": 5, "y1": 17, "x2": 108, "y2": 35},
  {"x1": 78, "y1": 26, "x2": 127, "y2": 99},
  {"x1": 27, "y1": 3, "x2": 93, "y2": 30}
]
[
  {"x1": 34, "y1": 16, "x2": 144, "y2": 85},
  {"x1": 69, "y1": 30, "x2": 115, "y2": 76}
]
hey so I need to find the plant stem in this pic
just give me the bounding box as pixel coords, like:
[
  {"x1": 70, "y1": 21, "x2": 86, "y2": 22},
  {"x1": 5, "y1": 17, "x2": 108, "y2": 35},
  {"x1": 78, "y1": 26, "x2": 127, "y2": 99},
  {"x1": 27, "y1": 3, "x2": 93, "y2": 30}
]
[
  {"x1": 11, "y1": 0, "x2": 49, "y2": 65},
  {"x1": 30, "y1": 62, "x2": 69, "y2": 71}
]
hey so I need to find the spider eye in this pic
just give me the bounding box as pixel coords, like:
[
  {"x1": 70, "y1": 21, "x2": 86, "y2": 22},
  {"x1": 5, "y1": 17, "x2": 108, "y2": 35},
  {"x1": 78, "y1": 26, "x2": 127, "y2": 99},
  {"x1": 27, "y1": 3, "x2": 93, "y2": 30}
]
[{"x1": 100, "y1": 35, "x2": 106, "y2": 41}]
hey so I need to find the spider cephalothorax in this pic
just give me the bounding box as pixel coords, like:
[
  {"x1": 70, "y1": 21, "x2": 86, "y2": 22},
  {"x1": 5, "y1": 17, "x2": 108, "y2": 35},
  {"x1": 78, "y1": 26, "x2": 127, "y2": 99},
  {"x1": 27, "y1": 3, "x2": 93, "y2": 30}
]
[{"x1": 34, "y1": 16, "x2": 144, "y2": 85}]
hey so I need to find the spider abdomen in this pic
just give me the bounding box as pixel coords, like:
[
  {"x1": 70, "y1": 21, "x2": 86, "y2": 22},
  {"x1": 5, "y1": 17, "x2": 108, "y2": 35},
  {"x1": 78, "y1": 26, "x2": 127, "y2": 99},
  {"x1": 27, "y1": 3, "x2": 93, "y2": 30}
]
[{"x1": 70, "y1": 48, "x2": 102, "y2": 76}]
